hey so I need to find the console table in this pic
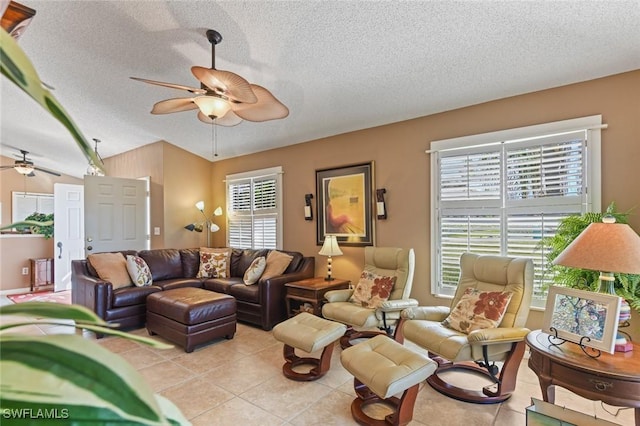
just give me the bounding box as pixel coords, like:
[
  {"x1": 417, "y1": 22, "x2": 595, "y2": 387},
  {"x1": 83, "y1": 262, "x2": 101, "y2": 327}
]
[{"x1": 526, "y1": 329, "x2": 640, "y2": 426}]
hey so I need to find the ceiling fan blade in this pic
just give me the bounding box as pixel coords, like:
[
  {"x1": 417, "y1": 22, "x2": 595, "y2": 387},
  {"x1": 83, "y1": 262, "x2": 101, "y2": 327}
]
[
  {"x1": 191, "y1": 67, "x2": 257, "y2": 104},
  {"x1": 0, "y1": 165, "x2": 14, "y2": 170},
  {"x1": 150, "y1": 98, "x2": 199, "y2": 114},
  {"x1": 232, "y1": 85, "x2": 289, "y2": 122},
  {"x1": 197, "y1": 111, "x2": 242, "y2": 127},
  {"x1": 34, "y1": 167, "x2": 61, "y2": 176},
  {"x1": 130, "y1": 77, "x2": 206, "y2": 95}
]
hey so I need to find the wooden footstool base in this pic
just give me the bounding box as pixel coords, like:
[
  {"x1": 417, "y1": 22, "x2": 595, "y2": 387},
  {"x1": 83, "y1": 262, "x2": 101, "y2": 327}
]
[
  {"x1": 146, "y1": 287, "x2": 236, "y2": 353},
  {"x1": 341, "y1": 335, "x2": 437, "y2": 426},
  {"x1": 273, "y1": 312, "x2": 347, "y2": 381}
]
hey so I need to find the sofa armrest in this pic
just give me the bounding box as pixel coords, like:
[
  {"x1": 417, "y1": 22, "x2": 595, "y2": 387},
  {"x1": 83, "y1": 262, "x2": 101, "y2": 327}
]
[
  {"x1": 324, "y1": 289, "x2": 353, "y2": 303},
  {"x1": 258, "y1": 256, "x2": 315, "y2": 329},
  {"x1": 400, "y1": 306, "x2": 450, "y2": 321},
  {"x1": 71, "y1": 259, "x2": 112, "y2": 320}
]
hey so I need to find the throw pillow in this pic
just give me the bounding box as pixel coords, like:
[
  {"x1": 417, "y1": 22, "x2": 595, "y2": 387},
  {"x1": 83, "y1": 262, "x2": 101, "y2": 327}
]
[
  {"x1": 125, "y1": 255, "x2": 153, "y2": 287},
  {"x1": 442, "y1": 287, "x2": 513, "y2": 334},
  {"x1": 197, "y1": 247, "x2": 231, "y2": 278},
  {"x1": 349, "y1": 271, "x2": 397, "y2": 309},
  {"x1": 243, "y1": 256, "x2": 266, "y2": 285},
  {"x1": 260, "y1": 250, "x2": 293, "y2": 281},
  {"x1": 87, "y1": 252, "x2": 133, "y2": 289}
]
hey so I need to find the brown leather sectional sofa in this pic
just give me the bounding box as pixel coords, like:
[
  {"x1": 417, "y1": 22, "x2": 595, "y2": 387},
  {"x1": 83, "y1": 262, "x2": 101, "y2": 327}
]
[{"x1": 71, "y1": 248, "x2": 315, "y2": 333}]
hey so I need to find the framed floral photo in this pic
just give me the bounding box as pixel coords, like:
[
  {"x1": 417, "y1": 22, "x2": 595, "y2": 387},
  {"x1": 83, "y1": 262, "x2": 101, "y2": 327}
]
[
  {"x1": 316, "y1": 162, "x2": 374, "y2": 246},
  {"x1": 542, "y1": 286, "x2": 621, "y2": 354}
]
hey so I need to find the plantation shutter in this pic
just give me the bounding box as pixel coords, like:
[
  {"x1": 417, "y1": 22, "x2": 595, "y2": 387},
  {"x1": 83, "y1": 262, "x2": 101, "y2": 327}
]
[
  {"x1": 432, "y1": 117, "x2": 601, "y2": 308},
  {"x1": 227, "y1": 167, "x2": 282, "y2": 249}
]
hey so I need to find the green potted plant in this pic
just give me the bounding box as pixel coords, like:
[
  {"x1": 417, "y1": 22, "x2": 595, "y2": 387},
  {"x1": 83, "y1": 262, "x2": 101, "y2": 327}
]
[
  {"x1": 0, "y1": 302, "x2": 190, "y2": 425},
  {"x1": 15, "y1": 212, "x2": 54, "y2": 238},
  {"x1": 543, "y1": 202, "x2": 640, "y2": 313}
]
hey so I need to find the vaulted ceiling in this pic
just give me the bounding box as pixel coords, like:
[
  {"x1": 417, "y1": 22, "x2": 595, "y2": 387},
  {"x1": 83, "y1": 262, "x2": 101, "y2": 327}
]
[{"x1": 2, "y1": 1, "x2": 639, "y2": 178}]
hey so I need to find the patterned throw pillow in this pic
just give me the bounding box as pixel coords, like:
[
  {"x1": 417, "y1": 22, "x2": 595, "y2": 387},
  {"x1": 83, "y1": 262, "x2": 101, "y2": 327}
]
[
  {"x1": 87, "y1": 252, "x2": 133, "y2": 290},
  {"x1": 243, "y1": 256, "x2": 266, "y2": 285},
  {"x1": 197, "y1": 247, "x2": 231, "y2": 278},
  {"x1": 442, "y1": 287, "x2": 513, "y2": 334},
  {"x1": 126, "y1": 255, "x2": 153, "y2": 287},
  {"x1": 349, "y1": 271, "x2": 397, "y2": 309}
]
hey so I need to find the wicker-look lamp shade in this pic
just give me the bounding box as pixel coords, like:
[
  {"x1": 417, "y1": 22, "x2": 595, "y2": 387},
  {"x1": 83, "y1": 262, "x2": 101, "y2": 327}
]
[{"x1": 553, "y1": 222, "x2": 640, "y2": 274}]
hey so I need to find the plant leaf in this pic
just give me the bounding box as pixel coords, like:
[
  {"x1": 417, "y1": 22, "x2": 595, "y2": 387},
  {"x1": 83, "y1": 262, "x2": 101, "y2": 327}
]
[
  {"x1": 0, "y1": 302, "x2": 104, "y2": 325},
  {"x1": 0, "y1": 28, "x2": 104, "y2": 173},
  {"x1": 0, "y1": 335, "x2": 170, "y2": 424}
]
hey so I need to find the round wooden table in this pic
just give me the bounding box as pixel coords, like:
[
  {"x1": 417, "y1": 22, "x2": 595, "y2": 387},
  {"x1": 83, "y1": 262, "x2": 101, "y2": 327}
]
[{"x1": 526, "y1": 329, "x2": 640, "y2": 426}]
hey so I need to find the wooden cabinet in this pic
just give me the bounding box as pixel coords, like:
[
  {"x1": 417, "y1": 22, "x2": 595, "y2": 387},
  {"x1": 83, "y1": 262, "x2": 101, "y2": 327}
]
[{"x1": 30, "y1": 258, "x2": 54, "y2": 292}]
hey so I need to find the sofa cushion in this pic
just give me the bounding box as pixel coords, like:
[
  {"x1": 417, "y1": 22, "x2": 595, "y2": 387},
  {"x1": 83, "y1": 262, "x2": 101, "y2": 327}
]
[
  {"x1": 283, "y1": 251, "x2": 303, "y2": 274},
  {"x1": 112, "y1": 285, "x2": 162, "y2": 308},
  {"x1": 139, "y1": 249, "x2": 183, "y2": 281},
  {"x1": 231, "y1": 249, "x2": 268, "y2": 277},
  {"x1": 153, "y1": 278, "x2": 203, "y2": 291},
  {"x1": 180, "y1": 248, "x2": 200, "y2": 278},
  {"x1": 86, "y1": 250, "x2": 137, "y2": 277},
  {"x1": 228, "y1": 281, "x2": 260, "y2": 303},
  {"x1": 203, "y1": 277, "x2": 243, "y2": 294},
  {"x1": 260, "y1": 250, "x2": 293, "y2": 282},
  {"x1": 197, "y1": 247, "x2": 232, "y2": 278},
  {"x1": 88, "y1": 252, "x2": 133, "y2": 289},
  {"x1": 126, "y1": 255, "x2": 153, "y2": 287}
]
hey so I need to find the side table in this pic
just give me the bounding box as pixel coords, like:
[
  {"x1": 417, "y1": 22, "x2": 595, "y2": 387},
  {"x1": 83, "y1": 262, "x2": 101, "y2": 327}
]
[
  {"x1": 285, "y1": 277, "x2": 350, "y2": 317},
  {"x1": 526, "y1": 329, "x2": 640, "y2": 426}
]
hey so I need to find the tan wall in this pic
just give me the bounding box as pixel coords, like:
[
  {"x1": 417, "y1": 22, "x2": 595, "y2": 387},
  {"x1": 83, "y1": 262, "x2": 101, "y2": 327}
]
[
  {"x1": 162, "y1": 143, "x2": 214, "y2": 249},
  {"x1": 0, "y1": 155, "x2": 82, "y2": 291},
  {"x1": 104, "y1": 141, "x2": 212, "y2": 249},
  {"x1": 211, "y1": 70, "x2": 640, "y2": 341}
]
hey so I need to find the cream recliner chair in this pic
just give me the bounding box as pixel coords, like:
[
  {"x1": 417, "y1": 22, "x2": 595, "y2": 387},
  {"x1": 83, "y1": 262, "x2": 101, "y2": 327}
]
[
  {"x1": 396, "y1": 252, "x2": 533, "y2": 404},
  {"x1": 322, "y1": 246, "x2": 417, "y2": 348}
]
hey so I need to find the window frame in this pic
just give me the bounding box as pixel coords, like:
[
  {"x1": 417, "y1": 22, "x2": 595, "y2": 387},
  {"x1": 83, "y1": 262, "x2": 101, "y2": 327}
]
[
  {"x1": 225, "y1": 166, "x2": 283, "y2": 250},
  {"x1": 429, "y1": 115, "x2": 603, "y2": 308}
]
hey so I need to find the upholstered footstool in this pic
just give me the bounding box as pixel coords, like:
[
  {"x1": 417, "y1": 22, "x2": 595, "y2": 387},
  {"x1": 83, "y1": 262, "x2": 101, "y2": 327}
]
[
  {"x1": 273, "y1": 312, "x2": 347, "y2": 381},
  {"x1": 340, "y1": 335, "x2": 436, "y2": 426},
  {"x1": 146, "y1": 287, "x2": 236, "y2": 353}
]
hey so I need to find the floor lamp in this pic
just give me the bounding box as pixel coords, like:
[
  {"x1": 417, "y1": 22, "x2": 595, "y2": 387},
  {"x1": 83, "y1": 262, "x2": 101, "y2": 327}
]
[{"x1": 185, "y1": 201, "x2": 222, "y2": 247}]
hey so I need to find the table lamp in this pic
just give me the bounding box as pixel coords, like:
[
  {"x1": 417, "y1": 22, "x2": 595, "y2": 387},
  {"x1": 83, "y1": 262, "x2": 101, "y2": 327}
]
[
  {"x1": 553, "y1": 216, "x2": 640, "y2": 352},
  {"x1": 319, "y1": 235, "x2": 343, "y2": 281}
]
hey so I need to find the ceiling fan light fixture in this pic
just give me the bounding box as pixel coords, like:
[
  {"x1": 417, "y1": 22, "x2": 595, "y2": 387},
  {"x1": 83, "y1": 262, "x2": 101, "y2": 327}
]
[
  {"x1": 14, "y1": 164, "x2": 34, "y2": 175},
  {"x1": 194, "y1": 95, "x2": 231, "y2": 119}
]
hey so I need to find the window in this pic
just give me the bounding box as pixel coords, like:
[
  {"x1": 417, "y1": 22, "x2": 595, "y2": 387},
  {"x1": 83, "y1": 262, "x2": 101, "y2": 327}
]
[
  {"x1": 430, "y1": 116, "x2": 603, "y2": 308},
  {"x1": 226, "y1": 166, "x2": 283, "y2": 249}
]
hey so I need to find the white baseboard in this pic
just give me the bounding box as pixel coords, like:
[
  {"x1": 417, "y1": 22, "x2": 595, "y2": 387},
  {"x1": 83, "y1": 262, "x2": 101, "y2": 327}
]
[{"x1": 0, "y1": 287, "x2": 31, "y2": 296}]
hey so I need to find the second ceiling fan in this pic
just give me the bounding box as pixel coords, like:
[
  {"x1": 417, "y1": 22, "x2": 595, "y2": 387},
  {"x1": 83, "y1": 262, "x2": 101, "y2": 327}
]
[{"x1": 131, "y1": 29, "x2": 288, "y2": 126}]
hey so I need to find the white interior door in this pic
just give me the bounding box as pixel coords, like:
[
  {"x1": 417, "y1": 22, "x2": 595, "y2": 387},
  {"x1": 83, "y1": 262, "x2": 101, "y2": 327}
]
[
  {"x1": 53, "y1": 183, "x2": 84, "y2": 291},
  {"x1": 84, "y1": 175, "x2": 148, "y2": 255}
]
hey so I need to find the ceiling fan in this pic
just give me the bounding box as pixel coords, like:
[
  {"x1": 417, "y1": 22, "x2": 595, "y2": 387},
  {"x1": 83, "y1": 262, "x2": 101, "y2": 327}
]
[
  {"x1": 131, "y1": 29, "x2": 289, "y2": 126},
  {"x1": 0, "y1": 149, "x2": 61, "y2": 177}
]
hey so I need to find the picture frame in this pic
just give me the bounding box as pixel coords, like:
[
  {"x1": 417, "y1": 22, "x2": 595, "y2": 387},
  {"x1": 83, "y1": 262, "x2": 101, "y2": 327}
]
[
  {"x1": 542, "y1": 285, "x2": 621, "y2": 354},
  {"x1": 316, "y1": 162, "x2": 374, "y2": 246}
]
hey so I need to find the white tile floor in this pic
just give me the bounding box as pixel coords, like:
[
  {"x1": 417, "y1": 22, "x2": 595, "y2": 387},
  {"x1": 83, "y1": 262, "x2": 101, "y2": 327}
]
[{"x1": 1, "y1": 294, "x2": 635, "y2": 425}]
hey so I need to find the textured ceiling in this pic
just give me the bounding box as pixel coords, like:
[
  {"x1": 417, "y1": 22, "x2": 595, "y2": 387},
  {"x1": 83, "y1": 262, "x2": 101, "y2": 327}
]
[{"x1": 1, "y1": 1, "x2": 640, "y2": 178}]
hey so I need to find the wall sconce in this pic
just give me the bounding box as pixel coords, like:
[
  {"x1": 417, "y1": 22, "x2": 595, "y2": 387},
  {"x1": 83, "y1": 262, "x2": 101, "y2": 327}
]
[
  {"x1": 304, "y1": 193, "x2": 313, "y2": 220},
  {"x1": 185, "y1": 201, "x2": 223, "y2": 247},
  {"x1": 376, "y1": 189, "x2": 387, "y2": 220}
]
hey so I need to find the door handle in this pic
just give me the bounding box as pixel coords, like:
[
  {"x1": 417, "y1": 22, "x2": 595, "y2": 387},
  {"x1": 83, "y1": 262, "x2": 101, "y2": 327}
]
[{"x1": 56, "y1": 242, "x2": 63, "y2": 259}]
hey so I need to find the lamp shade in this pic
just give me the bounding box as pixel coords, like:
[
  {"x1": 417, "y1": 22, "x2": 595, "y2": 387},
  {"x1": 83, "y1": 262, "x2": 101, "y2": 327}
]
[
  {"x1": 553, "y1": 222, "x2": 640, "y2": 274},
  {"x1": 195, "y1": 200, "x2": 205, "y2": 211},
  {"x1": 194, "y1": 96, "x2": 231, "y2": 118},
  {"x1": 319, "y1": 235, "x2": 343, "y2": 257}
]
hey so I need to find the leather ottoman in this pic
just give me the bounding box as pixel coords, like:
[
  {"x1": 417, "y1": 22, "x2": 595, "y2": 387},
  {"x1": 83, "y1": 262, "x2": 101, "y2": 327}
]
[{"x1": 146, "y1": 287, "x2": 236, "y2": 352}]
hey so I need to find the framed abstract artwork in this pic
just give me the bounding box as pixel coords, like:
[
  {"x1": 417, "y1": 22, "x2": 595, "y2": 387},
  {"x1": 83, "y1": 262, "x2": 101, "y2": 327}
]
[
  {"x1": 316, "y1": 162, "x2": 374, "y2": 246},
  {"x1": 542, "y1": 286, "x2": 621, "y2": 354}
]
